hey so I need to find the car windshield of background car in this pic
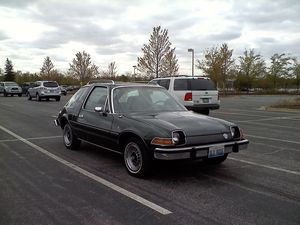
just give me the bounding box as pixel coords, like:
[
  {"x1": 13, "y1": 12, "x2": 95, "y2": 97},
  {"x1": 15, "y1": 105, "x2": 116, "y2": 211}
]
[{"x1": 113, "y1": 87, "x2": 186, "y2": 113}]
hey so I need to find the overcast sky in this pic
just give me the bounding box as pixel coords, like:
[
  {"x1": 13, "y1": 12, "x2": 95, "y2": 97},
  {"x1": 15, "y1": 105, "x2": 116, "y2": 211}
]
[{"x1": 0, "y1": 0, "x2": 299, "y2": 75}]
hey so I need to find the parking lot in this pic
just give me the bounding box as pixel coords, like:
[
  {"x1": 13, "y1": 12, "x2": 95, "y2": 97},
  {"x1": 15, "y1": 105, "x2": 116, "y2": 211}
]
[{"x1": 0, "y1": 94, "x2": 299, "y2": 225}]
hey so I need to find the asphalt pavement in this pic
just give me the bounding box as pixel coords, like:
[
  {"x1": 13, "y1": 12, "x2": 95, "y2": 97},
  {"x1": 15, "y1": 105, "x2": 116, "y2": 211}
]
[{"x1": 0, "y1": 94, "x2": 299, "y2": 225}]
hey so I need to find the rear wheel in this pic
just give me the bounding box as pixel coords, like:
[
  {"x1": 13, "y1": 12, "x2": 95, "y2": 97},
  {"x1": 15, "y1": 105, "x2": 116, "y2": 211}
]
[
  {"x1": 63, "y1": 123, "x2": 81, "y2": 150},
  {"x1": 18, "y1": 93, "x2": 22, "y2": 97},
  {"x1": 123, "y1": 138, "x2": 151, "y2": 177},
  {"x1": 194, "y1": 109, "x2": 209, "y2": 115},
  {"x1": 203, "y1": 153, "x2": 228, "y2": 164}
]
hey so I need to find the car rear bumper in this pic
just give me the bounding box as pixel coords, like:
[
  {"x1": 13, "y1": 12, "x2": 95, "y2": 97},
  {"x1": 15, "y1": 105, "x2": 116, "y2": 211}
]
[
  {"x1": 186, "y1": 103, "x2": 220, "y2": 110},
  {"x1": 40, "y1": 93, "x2": 61, "y2": 97},
  {"x1": 154, "y1": 139, "x2": 249, "y2": 160}
]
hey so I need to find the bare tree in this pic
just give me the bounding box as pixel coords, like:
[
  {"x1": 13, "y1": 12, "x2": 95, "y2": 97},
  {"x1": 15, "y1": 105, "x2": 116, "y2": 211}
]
[
  {"x1": 107, "y1": 61, "x2": 117, "y2": 77},
  {"x1": 137, "y1": 26, "x2": 178, "y2": 78},
  {"x1": 161, "y1": 48, "x2": 179, "y2": 77},
  {"x1": 69, "y1": 51, "x2": 99, "y2": 84},
  {"x1": 40, "y1": 56, "x2": 54, "y2": 77}
]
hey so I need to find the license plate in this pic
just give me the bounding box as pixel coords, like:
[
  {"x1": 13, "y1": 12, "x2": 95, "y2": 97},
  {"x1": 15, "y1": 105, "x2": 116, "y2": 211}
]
[
  {"x1": 50, "y1": 90, "x2": 54, "y2": 93},
  {"x1": 208, "y1": 145, "x2": 224, "y2": 158},
  {"x1": 202, "y1": 98, "x2": 209, "y2": 103}
]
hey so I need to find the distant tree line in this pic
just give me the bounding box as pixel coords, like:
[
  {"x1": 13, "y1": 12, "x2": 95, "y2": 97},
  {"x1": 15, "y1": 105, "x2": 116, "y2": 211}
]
[{"x1": 0, "y1": 25, "x2": 299, "y2": 92}]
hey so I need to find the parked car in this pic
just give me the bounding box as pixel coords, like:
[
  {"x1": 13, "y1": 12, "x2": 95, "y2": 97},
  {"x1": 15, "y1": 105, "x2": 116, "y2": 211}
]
[
  {"x1": 21, "y1": 82, "x2": 34, "y2": 95},
  {"x1": 59, "y1": 86, "x2": 67, "y2": 96},
  {"x1": 0, "y1": 81, "x2": 22, "y2": 97},
  {"x1": 27, "y1": 81, "x2": 61, "y2": 101},
  {"x1": 149, "y1": 76, "x2": 220, "y2": 115},
  {"x1": 54, "y1": 83, "x2": 249, "y2": 177}
]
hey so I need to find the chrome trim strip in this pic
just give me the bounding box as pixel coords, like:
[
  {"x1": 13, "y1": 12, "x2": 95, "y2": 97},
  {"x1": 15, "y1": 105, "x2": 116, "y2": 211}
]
[
  {"x1": 78, "y1": 138, "x2": 122, "y2": 155},
  {"x1": 154, "y1": 139, "x2": 249, "y2": 152}
]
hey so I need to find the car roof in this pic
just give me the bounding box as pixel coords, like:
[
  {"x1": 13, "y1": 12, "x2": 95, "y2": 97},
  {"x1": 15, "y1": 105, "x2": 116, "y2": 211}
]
[
  {"x1": 85, "y1": 82, "x2": 161, "y2": 89},
  {"x1": 152, "y1": 76, "x2": 210, "y2": 80}
]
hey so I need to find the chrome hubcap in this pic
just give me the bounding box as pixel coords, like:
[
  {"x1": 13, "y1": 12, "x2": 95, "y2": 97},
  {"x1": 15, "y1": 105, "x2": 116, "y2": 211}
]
[
  {"x1": 64, "y1": 126, "x2": 72, "y2": 146},
  {"x1": 125, "y1": 142, "x2": 142, "y2": 173}
]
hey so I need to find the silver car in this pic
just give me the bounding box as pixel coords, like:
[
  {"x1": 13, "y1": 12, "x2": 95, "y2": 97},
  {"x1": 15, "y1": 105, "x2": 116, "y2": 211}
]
[
  {"x1": 27, "y1": 81, "x2": 61, "y2": 101},
  {"x1": 0, "y1": 81, "x2": 22, "y2": 97}
]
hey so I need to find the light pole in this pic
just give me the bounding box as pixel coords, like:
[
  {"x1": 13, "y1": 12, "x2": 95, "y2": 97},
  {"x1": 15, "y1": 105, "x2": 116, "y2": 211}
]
[
  {"x1": 188, "y1": 48, "x2": 194, "y2": 77},
  {"x1": 133, "y1": 65, "x2": 136, "y2": 75}
]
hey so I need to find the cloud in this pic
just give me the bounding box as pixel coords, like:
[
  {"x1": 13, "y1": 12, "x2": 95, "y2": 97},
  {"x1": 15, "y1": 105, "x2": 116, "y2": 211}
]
[
  {"x1": 0, "y1": 0, "x2": 299, "y2": 74},
  {"x1": 0, "y1": 31, "x2": 8, "y2": 40}
]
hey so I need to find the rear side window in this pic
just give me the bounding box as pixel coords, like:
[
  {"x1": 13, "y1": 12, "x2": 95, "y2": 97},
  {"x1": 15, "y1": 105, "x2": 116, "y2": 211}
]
[
  {"x1": 44, "y1": 81, "x2": 58, "y2": 87},
  {"x1": 158, "y1": 79, "x2": 170, "y2": 90},
  {"x1": 66, "y1": 87, "x2": 89, "y2": 108},
  {"x1": 174, "y1": 79, "x2": 216, "y2": 91},
  {"x1": 174, "y1": 79, "x2": 188, "y2": 90},
  {"x1": 84, "y1": 87, "x2": 107, "y2": 111}
]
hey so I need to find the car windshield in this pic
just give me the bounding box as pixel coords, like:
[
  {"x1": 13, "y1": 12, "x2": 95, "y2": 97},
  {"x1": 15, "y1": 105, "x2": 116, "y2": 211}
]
[
  {"x1": 113, "y1": 86, "x2": 186, "y2": 113},
  {"x1": 44, "y1": 81, "x2": 58, "y2": 87},
  {"x1": 5, "y1": 82, "x2": 18, "y2": 86}
]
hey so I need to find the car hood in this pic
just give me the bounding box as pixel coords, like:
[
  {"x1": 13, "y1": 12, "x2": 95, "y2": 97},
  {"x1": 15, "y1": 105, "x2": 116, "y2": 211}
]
[{"x1": 125, "y1": 111, "x2": 232, "y2": 137}]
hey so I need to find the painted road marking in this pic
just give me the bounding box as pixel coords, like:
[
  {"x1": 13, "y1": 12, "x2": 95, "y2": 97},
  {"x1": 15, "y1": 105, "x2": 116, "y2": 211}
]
[
  {"x1": 246, "y1": 134, "x2": 300, "y2": 145},
  {"x1": 228, "y1": 157, "x2": 300, "y2": 176},
  {"x1": 236, "y1": 120, "x2": 300, "y2": 130},
  {"x1": 0, "y1": 125, "x2": 172, "y2": 215},
  {"x1": 0, "y1": 135, "x2": 61, "y2": 143}
]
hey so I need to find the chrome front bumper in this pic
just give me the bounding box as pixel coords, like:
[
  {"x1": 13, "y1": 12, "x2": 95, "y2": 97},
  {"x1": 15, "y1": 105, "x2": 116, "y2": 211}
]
[{"x1": 154, "y1": 139, "x2": 249, "y2": 160}]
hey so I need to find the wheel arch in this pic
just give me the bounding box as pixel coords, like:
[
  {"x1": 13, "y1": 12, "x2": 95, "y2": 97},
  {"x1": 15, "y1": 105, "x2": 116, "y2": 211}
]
[
  {"x1": 59, "y1": 116, "x2": 69, "y2": 129},
  {"x1": 119, "y1": 131, "x2": 149, "y2": 153}
]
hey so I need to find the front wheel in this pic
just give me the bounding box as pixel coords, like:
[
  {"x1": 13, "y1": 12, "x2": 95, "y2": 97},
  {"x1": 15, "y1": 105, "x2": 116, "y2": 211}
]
[
  {"x1": 18, "y1": 93, "x2": 22, "y2": 97},
  {"x1": 123, "y1": 138, "x2": 151, "y2": 177},
  {"x1": 63, "y1": 123, "x2": 81, "y2": 150},
  {"x1": 56, "y1": 96, "x2": 61, "y2": 101},
  {"x1": 203, "y1": 153, "x2": 228, "y2": 164},
  {"x1": 27, "y1": 93, "x2": 32, "y2": 100},
  {"x1": 36, "y1": 93, "x2": 41, "y2": 101},
  {"x1": 4, "y1": 91, "x2": 7, "y2": 97}
]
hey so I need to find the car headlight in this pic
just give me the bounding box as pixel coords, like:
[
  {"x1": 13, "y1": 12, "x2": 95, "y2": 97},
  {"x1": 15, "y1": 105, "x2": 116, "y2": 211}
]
[
  {"x1": 151, "y1": 131, "x2": 185, "y2": 146},
  {"x1": 230, "y1": 126, "x2": 241, "y2": 139}
]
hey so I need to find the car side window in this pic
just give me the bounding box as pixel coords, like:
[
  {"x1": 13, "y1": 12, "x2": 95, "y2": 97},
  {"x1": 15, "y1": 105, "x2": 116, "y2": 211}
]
[
  {"x1": 66, "y1": 87, "x2": 89, "y2": 108},
  {"x1": 84, "y1": 87, "x2": 107, "y2": 111},
  {"x1": 159, "y1": 79, "x2": 170, "y2": 90}
]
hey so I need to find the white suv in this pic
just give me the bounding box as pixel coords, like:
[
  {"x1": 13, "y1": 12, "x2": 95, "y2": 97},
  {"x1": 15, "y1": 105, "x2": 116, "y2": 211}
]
[
  {"x1": 27, "y1": 81, "x2": 61, "y2": 101},
  {"x1": 149, "y1": 76, "x2": 220, "y2": 115}
]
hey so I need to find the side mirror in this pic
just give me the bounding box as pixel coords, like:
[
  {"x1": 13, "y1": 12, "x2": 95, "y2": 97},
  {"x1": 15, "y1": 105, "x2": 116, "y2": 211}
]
[{"x1": 94, "y1": 106, "x2": 103, "y2": 113}]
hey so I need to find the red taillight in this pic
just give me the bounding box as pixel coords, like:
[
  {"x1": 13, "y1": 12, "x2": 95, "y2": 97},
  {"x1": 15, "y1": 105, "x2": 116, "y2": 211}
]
[{"x1": 184, "y1": 92, "x2": 193, "y2": 101}]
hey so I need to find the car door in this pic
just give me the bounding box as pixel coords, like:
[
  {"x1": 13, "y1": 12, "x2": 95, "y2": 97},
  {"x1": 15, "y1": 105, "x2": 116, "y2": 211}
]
[{"x1": 76, "y1": 86, "x2": 116, "y2": 149}]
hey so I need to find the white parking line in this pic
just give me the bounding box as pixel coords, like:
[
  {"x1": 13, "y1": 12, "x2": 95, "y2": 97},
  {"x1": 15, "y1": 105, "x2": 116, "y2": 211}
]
[
  {"x1": 246, "y1": 134, "x2": 300, "y2": 145},
  {"x1": 0, "y1": 135, "x2": 61, "y2": 143},
  {"x1": 237, "y1": 120, "x2": 300, "y2": 130},
  {"x1": 0, "y1": 125, "x2": 172, "y2": 215},
  {"x1": 228, "y1": 157, "x2": 300, "y2": 176}
]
